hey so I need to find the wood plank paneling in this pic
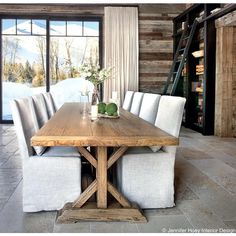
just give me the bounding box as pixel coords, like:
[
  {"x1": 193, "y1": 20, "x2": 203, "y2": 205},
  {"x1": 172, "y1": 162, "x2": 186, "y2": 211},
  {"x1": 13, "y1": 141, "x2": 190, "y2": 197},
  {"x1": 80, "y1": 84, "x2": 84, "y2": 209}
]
[
  {"x1": 232, "y1": 27, "x2": 236, "y2": 136},
  {"x1": 0, "y1": 4, "x2": 104, "y2": 15},
  {"x1": 138, "y1": 4, "x2": 186, "y2": 94},
  {"x1": 139, "y1": 4, "x2": 186, "y2": 14},
  {"x1": 140, "y1": 53, "x2": 173, "y2": 60},
  {"x1": 215, "y1": 26, "x2": 236, "y2": 137}
]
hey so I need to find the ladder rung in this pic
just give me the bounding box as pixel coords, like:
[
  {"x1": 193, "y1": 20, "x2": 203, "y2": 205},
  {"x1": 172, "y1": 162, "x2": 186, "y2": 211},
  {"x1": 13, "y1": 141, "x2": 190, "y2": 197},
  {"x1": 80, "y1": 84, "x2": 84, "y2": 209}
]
[{"x1": 163, "y1": 19, "x2": 199, "y2": 96}]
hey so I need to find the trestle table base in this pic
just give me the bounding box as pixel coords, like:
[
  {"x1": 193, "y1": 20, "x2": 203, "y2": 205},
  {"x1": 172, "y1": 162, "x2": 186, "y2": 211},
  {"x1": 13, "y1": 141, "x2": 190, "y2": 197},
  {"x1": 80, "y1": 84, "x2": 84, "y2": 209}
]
[{"x1": 56, "y1": 202, "x2": 147, "y2": 223}]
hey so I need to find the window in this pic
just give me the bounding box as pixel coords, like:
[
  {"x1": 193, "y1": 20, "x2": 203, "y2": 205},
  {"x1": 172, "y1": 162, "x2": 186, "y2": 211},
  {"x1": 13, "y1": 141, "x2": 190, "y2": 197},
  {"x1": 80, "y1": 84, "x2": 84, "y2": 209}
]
[
  {"x1": 0, "y1": 17, "x2": 101, "y2": 122},
  {"x1": 49, "y1": 20, "x2": 99, "y2": 85}
]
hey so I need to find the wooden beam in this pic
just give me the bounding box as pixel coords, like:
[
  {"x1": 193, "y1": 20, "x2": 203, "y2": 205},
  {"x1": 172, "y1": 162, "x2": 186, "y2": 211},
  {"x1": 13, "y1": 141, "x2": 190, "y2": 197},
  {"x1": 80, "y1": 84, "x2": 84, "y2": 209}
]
[
  {"x1": 0, "y1": 4, "x2": 104, "y2": 15},
  {"x1": 215, "y1": 10, "x2": 236, "y2": 27},
  {"x1": 200, "y1": 4, "x2": 236, "y2": 24},
  {"x1": 57, "y1": 202, "x2": 147, "y2": 223},
  {"x1": 72, "y1": 180, "x2": 97, "y2": 208},
  {"x1": 215, "y1": 26, "x2": 235, "y2": 137},
  {"x1": 107, "y1": 181, "x2": 131, "y2": 207},
  {"x1": 78, "y1": 147, "x2": 97, "y2": 168},
  {"x1": 107, "y1": 147, "x2": 128, "y2": 169},
  {"x1": 96, "y1": 147, "x2": 107, "y2": 208}
]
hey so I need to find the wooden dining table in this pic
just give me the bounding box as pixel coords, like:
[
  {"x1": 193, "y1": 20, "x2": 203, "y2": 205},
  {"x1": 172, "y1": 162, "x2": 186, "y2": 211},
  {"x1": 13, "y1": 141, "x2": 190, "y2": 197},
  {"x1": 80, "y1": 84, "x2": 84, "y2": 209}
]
[{"x1": 31, "y1": 102, "x2": 178, "y2": 223}]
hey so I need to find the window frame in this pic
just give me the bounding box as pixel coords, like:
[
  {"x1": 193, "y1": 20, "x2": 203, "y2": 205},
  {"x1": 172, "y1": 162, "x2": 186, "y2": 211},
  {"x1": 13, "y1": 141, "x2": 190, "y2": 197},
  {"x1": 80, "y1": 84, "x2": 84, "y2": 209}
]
[{"x1": 0, "y1": 15, "x2": 103, "y2": 123}]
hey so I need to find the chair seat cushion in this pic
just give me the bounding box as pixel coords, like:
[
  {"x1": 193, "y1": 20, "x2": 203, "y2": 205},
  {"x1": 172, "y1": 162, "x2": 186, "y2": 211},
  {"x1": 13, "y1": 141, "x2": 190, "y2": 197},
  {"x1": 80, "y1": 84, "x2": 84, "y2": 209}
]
[{"x1": 42, "y1": 146, "x2": 80, "y2": 157}]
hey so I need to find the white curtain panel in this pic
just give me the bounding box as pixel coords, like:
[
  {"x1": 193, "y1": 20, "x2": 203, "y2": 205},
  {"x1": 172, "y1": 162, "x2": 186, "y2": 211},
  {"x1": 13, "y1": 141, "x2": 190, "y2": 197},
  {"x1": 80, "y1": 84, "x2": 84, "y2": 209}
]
[{"x1": 104, "y1": 7, "x2": 139, "y2": 103}]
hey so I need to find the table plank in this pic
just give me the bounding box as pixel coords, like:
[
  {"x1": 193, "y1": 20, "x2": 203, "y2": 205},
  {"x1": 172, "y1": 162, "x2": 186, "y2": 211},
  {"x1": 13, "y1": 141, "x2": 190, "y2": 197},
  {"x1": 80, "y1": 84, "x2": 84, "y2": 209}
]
[{"x1": 31, "y1": 102, "x2": 178, "y2": 147}]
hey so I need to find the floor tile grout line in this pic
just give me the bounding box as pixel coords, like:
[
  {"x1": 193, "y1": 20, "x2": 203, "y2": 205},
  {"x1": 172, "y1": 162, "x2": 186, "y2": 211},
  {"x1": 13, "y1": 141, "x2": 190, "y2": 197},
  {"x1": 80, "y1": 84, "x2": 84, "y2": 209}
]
[
  {"x1": 177, "y1": 144, "x2": 236, "y2": 198},
  {"x1": 1, "y1": 178, "x2": 23, "y2": 209},
  {"x1": 183, "y1": 178, "x2": 235, "y2": 222},
  {"x1": 178, "y1": 198, "x2": 229, "y2": 229},
  {"x1": 186, "y1": 159, "x2": 236, "y2": 197}
]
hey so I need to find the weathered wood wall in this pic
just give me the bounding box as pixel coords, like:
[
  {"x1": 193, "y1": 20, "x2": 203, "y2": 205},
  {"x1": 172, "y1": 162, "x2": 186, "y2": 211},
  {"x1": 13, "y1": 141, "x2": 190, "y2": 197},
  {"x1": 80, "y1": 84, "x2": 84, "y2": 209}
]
[
  {"x1": 233, "y1": 28, "x2": 236, "y2": 137},
  {"x1": 138, "y1": 4, "x2": 186, "y2": 93},
  {"x1": 215, "y1": 27, "x2": 234, "y2": 137},
  {"x1": 0, "y1": 4, "x2": 104, "y2": 15},
  {"x1": 215, "y1": 12, "x2": 236, "y2": 137},
  {"x1": 0, "y1": 4, "x2": 185, "y2": 94}
]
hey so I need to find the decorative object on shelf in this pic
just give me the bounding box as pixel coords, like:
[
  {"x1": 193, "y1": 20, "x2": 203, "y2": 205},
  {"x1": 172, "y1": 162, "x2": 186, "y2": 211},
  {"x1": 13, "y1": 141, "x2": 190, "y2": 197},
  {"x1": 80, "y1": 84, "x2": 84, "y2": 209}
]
[
  {"x1": 192, "y1": 81, "x2": 203, "y2": 93},
  {"x1": 79, "y1": 63, "x2": 112, "y2": 105},
  {"x1": 196, "y1": 64, "x2": 204, "y2": 75},
  {"x1": 192, "y1": 50, "x2": 204, "y2": 58},
  {"x1": 210, "y1": 8, "x2": 221, "y2": 14},
  {"x1": 182, "y1": 66, "x2": 187, "y2": 76}
]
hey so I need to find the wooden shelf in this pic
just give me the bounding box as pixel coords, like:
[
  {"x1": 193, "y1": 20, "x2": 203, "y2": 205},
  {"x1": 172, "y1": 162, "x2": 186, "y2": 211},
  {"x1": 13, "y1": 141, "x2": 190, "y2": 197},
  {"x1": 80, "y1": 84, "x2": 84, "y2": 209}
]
[{"x1": 173, "y1": 3, "x2": 220, "y2": 135}]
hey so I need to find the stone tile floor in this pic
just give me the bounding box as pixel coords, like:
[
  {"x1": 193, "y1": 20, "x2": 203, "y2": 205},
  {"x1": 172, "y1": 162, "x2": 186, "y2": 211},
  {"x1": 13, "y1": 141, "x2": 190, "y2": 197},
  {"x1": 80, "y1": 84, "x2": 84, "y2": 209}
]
[{"x1": 0, "y1": 124, "x2": 236, "y2": 233}]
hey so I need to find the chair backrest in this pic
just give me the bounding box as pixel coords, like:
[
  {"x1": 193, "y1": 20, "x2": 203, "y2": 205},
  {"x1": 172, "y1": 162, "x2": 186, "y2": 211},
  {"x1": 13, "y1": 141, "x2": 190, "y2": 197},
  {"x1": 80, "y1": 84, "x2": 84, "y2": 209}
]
[
  {"x1": 155, "y1": 95, "x2": 186, "y2": 138},
  {"x1": 122, "y1": 91, "x2": 134, "y2": 111},
  {"x1": 139, "y1": 93, "x2": 161, "y2": 124},
  {"x1": 32, "y1": 94, "x2": 49, "y2": 128},
  {"x1": 130, "y1": 92, "x2": 144, "y2": 116},
  {"x1": 10, "y1": 97, "x2": 39, "y2": 159},
  {"x1": 43, "y1": 92, "x2": 56, "y2": 118}
]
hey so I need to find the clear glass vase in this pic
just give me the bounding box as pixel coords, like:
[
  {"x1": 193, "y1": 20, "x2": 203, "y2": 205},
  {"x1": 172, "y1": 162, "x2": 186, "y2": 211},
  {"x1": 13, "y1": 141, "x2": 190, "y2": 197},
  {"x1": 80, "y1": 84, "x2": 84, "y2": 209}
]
[
  {"x1": 91, "y1": 85, "x2": 100, "y2": 120},
  {"x1": 91, "y1": 86, "x2": 100, "y2": 105}
]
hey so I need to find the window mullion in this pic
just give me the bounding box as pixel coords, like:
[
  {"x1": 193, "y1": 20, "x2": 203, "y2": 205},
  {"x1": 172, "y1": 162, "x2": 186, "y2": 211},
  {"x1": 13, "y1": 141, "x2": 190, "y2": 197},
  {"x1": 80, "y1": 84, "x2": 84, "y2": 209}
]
[{"x1": 46, "y1": 19, "x2": 50, "y2": 92}]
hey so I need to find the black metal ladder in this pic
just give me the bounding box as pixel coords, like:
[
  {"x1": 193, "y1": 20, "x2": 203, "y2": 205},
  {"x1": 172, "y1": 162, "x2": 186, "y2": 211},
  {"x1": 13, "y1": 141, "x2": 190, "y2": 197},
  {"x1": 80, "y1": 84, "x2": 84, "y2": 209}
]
[{"x1": 163, "y1": 19, "x2": 199, "y2": 95}]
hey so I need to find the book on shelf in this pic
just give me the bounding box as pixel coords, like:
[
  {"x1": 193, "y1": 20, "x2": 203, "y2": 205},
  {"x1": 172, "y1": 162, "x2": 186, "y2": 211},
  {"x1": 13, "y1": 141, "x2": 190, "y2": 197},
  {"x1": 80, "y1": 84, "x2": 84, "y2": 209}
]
[
  {"x1": 198, "y1": 97, "x2": 203, "y2": 107},
  {"x1": 182, "y1": 67, "x2": 187, "y2": 76},
  {"x1": 196, "y1": 64, "x2": 204, "y2": 74},
  {"x1": 191, "y1": 81, "x2": 203, "y2": 92},
  {"x1": 199, "y1": 42, "x2": 204, "y2": 49},
  {"x1": 198, "y1": 115, "x2": 203, "y2": 125}
]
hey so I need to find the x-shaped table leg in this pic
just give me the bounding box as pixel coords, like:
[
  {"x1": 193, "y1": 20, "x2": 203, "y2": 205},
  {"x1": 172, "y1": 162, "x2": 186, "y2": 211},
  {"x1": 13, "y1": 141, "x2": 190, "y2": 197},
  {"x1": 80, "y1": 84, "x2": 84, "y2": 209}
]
[
  {"x1": 57, "y1": 146, "x2": 147, "y2": 223},
  {"x1": 73, "y1": 146, "x2": 130, "y2": 208}
]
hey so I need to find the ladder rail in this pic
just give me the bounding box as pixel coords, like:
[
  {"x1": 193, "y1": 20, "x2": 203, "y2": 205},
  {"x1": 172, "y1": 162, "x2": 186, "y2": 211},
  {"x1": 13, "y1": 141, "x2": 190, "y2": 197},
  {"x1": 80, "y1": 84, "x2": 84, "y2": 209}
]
[
  {"x1": 170, "y1": 19, "x2": 198, "y2": 95},
  {"x1": 162, "y1": 22, "x2": 188, "y2": 95},
  {"x1": 163, "y1": 19, "x2": 199, "y2": 95}
]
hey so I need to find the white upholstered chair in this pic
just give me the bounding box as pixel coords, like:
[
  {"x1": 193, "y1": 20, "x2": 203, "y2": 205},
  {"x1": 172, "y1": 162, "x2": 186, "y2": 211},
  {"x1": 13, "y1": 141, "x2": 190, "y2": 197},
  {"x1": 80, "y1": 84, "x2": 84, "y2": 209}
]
[
  {"x1": 122, "y1": 91, "x2": 134, "y2": 111},
  {"x1": 43, "y1": 92, "x2": 57, "y2": 118},
  {"x1": 130, "y1": 92, "x2": 144, "y2": 116},
  {"x1": 32, "y1": 94, "x2": 49, "y2": 127},
  {"x1": 117, "y1": 95, "x2": 186, "y2": 209},
  {"x1": 10, "y1": 97, "x2": 82, "y2": 212},
  {"x1": 139, "y1": 93, "x2": 161, "y2": 124}
]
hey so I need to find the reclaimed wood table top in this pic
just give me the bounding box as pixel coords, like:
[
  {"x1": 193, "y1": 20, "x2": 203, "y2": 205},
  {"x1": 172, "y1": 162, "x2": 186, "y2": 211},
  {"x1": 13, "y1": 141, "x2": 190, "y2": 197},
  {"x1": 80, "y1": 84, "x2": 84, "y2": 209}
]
[{"x1": 31, "y1": 102, "x2": 178, "y2": 147}]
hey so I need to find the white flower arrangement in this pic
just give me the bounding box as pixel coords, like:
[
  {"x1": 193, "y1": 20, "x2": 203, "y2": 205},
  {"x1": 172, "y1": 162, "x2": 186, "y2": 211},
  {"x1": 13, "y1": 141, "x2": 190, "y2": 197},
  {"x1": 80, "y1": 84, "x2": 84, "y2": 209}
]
[{"x1": 79, "y1": 64, "x2": 112, "y2": 86}]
